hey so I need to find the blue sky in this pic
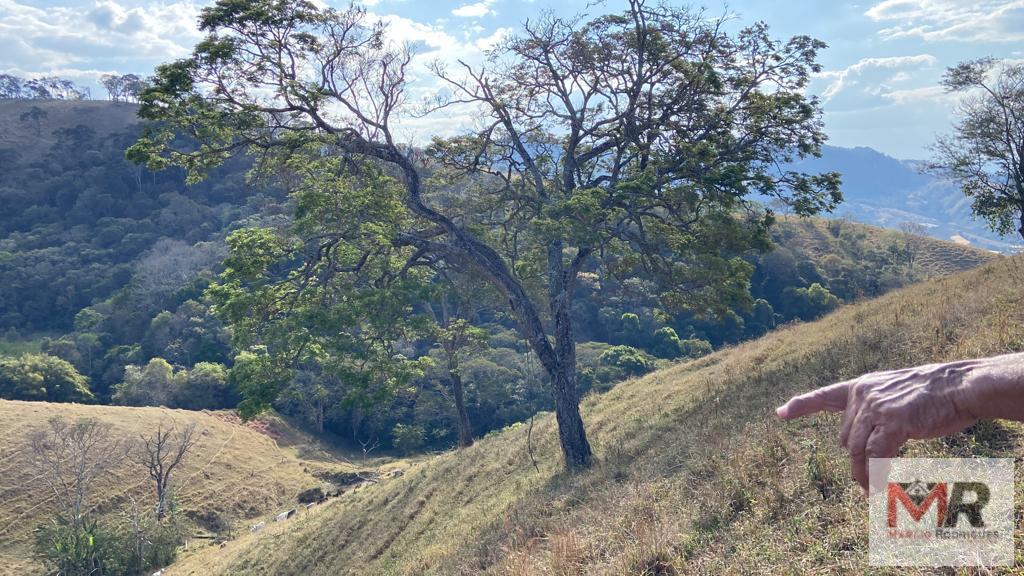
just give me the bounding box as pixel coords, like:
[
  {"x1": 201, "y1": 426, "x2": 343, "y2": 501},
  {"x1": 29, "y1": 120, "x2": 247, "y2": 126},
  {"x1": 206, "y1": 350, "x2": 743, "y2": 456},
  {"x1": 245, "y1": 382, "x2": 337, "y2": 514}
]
[{"x1": 1, "y1": 0, "x2": 1022, "y2": 159}]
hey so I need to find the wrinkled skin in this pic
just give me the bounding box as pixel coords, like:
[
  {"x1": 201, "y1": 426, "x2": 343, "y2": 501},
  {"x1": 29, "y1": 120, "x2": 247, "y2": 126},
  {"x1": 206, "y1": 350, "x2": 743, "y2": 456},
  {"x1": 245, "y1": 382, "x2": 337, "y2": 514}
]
[{"x1": 777, "y1": 353, "x2": 1024, "y2": 492}]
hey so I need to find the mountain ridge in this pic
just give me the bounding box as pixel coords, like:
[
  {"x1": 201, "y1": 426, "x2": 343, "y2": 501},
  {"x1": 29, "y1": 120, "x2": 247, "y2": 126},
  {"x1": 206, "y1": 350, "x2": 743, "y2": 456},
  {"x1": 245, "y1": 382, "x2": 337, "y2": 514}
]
[{"x1": 792, "y1": 144, "x2": 1022, "y2": 253}]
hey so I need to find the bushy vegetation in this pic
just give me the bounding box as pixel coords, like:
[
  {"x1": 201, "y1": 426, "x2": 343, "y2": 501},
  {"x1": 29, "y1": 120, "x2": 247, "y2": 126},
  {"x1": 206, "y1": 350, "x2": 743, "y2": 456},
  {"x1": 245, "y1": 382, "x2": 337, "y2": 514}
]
[
  {"x1": 0, "y1": 353, "x2": 92, "y2": 402},
  {"x1": 33, "y1": 511, "x2": 186, "y2": 576},
  {"x1": 112, "y1": 358, "x2": 234, "y2": 410}
]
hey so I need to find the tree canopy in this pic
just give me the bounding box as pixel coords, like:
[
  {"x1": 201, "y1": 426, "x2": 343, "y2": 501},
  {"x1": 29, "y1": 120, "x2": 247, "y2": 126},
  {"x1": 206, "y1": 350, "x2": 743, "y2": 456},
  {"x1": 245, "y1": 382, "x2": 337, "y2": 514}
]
[
  {"x1": 129, "y1": 0, "x2": 839, "y2": 469},
  {"x1": 0, "y1": 353, "x2": 93, "y2": 403},
  {"x1": 929, "y1": 58, "x2": 1024, "y2": 239}
]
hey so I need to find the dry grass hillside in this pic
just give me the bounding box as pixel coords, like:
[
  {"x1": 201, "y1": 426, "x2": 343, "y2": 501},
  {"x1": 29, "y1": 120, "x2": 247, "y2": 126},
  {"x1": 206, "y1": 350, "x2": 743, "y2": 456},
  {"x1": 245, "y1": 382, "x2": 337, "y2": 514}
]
[
  {"x1": 774, "y1": 216, "x2": 998, "y2": 278},
  {"x1": 0, "y1": 404, "x2": 372, "y2": 576},
  {"x1": 165, "y1": 255, "x2": 1024, "y2": 575}
]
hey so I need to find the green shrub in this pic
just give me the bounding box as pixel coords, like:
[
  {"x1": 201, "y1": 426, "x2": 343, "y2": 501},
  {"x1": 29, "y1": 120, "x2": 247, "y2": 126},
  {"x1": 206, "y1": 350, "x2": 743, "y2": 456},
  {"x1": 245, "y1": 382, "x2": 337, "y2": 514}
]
[
  {"x1": 783, "y1": 282, "x2": 840, "y2": 321},
  {"x1": 679, "y1": 338, "x2": 713, "y2": 359},
  {"x1": 650, "y1": 327, "x2": 683, "y2": 359},
  {"x1": 597, "y1": 345, "x2": 658, "y2": 381},
  {"x1": 0, "y1": 353, "x2": 93, "y2": 402},
  {"x1": 392, "y1": 424, "x2": 427, "y2": 454},
  {"x1": 35, "y1": 511, "x2": 187, "y2": 576},
  {"x1": 34, "y1": 515, "x2": 118, "y2": 576}
]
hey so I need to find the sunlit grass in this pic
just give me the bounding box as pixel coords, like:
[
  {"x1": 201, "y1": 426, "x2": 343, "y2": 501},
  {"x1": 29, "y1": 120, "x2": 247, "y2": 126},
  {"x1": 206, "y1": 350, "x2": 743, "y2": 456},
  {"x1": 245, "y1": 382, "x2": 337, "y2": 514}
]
[
  {"x1": 0, "y1": 405, "x2": 365, "y2": 575},
  {"x1": 164, "y1": 254, "x2": 1024, "y2": 575}
]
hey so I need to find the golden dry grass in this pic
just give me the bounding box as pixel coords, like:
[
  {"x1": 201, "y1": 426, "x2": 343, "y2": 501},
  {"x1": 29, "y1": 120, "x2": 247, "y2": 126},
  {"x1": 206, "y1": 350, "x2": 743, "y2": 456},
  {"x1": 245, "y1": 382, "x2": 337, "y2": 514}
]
[
  {"x1": 165, "y1": 255, "x2": 1024, "y2": 575},
  {"x1": 0, "y1": 404, "x2": 362, "y2": 575},
  {"x1": 774, "y1": 216, "x2": 997, "y2": 278}
]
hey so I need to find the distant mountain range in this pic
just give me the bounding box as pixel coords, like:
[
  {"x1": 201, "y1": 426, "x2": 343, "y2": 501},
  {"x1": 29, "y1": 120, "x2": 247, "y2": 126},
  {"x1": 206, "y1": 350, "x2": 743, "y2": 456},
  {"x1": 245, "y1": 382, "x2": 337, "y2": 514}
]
[{"x1": 791, "y1": 145, "x2": 1022, "y2": 254}]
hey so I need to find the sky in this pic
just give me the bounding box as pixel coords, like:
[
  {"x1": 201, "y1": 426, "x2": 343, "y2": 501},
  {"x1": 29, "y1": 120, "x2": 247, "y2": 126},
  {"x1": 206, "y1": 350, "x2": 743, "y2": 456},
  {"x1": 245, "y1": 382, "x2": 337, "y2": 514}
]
[{"x1": 1, "y1": 0, "x2": 1022, "y2": 160}]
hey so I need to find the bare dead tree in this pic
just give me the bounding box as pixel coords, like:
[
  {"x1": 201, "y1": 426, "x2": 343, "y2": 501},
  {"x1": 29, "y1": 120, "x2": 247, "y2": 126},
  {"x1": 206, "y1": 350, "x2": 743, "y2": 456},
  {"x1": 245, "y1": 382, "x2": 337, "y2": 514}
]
[
  {"x1": 359, "y1": 436, "x2": 380, "y2": 461},
  {"x1": 899, "y1": 221, "x2": 928, "y2": 270},
  {"x1": 136, "y1": 421, "x2": 198, "y2": 520},
  {"x1": 28, "y1": 417, "x2": 123, "y2": 532}
]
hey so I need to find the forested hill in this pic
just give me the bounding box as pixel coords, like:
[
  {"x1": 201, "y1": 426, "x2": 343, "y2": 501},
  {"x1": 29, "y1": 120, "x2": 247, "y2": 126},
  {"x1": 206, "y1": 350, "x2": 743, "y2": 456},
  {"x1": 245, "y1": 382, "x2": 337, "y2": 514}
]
[
  {"x1": 0, "y1": 100, "x2": 139, "y2": 168},
  {"x1": 0, "y1": 100, "x2": 282, "y2": 334},
  {"x1": 0, "y1": 100, "x2": 996, "y2": 454}
]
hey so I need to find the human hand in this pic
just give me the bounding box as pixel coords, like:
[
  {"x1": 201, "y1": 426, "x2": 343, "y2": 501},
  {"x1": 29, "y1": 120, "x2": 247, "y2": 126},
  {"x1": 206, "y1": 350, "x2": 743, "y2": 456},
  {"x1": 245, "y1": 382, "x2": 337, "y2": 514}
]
[{"x1": 775, "y1": 359, "x2": 991, "y2": 491}]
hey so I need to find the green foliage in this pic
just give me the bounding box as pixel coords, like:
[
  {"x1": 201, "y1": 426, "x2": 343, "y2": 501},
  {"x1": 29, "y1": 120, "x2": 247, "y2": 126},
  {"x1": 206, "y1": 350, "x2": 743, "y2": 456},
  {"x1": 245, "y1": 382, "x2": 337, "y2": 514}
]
[
  {"x1": 0, "y1": 108, "x2": 265, "y2": 334},
  {"x1": 110, "y1": 358, "x2": 234, "y2": 410},
  {"x1": 929, "y1": 59, "x2": 1024, "y2": 238},
  {"x1": 112, "y1": 358, "x2": 181, "y2": 407},
  {"x1": 33, "y1": 515, "x2": 115, "y2": 576},
  {"x1": 0, "y1": 353, "x2": 93, "y2": 402},
  {"x1": 598, "y1": 345, "x2": 658, "y2": 378},
  {"x1": 746, "y1": 299, "x2": 777, "y2": 337},
  {"x1": 205, "y1": 159, "x2": 434, "y2": 421},
  {"x1": 679, "y1": 338, "x2": 713, "y2": 360},
  {"x1": 650, "y1": 327, "x2": 683, "y2": 359},
  {"x1": 33, "y1": 512, "x2": 186, "y2": 576},
  {"x1": 174, "y1": 362, "x2": 235, "y2": 410},
  {"x1": 783, "y1": 282, "x2": 840, "y2": 321},
  {"x1": 128, "y1": 0, "x2": 840, "y2": 468},
  {"x1": 110, "y1": 514, "x2": 187, "y2": 575},
  {"x1": 228, "y1": 349, "x2": 293, "y2": 419},
  {"x1": 391, "y1": 423, "x2": 427, "y2": 455}
]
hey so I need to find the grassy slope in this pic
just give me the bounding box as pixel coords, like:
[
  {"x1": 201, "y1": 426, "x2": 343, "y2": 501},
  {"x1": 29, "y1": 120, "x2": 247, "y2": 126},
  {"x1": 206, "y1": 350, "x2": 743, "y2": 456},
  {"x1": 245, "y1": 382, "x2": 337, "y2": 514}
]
[
  {"x1": 0, "y1": 404, "x2": 368, "y2": 576},
  {"x1": 168, "y1": 256, "x2": 1024, "y2": 576},
  {"x1": 774, "y1": 216, "x2": 997, "y2": 278}
]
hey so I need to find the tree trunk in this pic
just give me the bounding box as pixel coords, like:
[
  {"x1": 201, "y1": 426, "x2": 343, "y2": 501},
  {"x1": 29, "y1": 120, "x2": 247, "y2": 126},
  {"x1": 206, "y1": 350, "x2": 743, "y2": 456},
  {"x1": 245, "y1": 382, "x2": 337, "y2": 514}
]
[
  {"x1": 155, "y1": 482, "x2": 167, "y2": 520},
  {"x1": 449, "y1": 364, "x2": 473, "y2": 448},
  {"x1": 546, "y1": 242, "x2": 593, "y2": 470},
  {"x1": 551, "y1": 360, "x2": 592, "y2": 468}
]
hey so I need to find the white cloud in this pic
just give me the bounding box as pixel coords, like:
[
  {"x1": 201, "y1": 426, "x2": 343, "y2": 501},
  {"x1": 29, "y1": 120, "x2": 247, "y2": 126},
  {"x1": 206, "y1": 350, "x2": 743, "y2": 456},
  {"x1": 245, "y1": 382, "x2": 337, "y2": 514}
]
[
  {"x1": 881, "y1": 84, "x2": 949, "y2": 104},
  {"x1": 452, "y1": 0, "x2": 496, "y2": 18},
  {"x1": 0, "y1": 0, "x2": 506, "y2": 143},
  {"x1": 472, "y1": 26, "x2": 510, "y2": 51},
  {"x1": 0, "y1": 0, "x2": 202, "y2": 78},
  {"x1": 865, "y1": 0, "x2": 1024, "y2": 42},
  {"x1": 368, "y1": 13, "x2": 513, "y2": 143},
  {"x1": 816, "y1": 55, "x2": 937, "y2": 102}
]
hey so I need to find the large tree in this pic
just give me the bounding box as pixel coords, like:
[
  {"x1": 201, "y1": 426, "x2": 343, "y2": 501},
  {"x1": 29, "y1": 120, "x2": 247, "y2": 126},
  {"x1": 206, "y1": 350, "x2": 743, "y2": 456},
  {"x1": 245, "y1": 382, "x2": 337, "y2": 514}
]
[
  {"x1": 929, "y1": 58, "x2": 1024, "y2": 239},
  {"x1": 130, "y1": 0, "x2": 839, "y2": 468}
]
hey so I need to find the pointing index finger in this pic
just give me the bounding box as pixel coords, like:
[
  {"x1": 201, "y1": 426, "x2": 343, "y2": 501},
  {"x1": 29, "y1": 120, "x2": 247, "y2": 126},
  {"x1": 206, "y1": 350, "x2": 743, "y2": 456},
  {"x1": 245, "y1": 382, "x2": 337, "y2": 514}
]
[{"x1": 776, "y1": 380, "x2": 852, "y2": 420}]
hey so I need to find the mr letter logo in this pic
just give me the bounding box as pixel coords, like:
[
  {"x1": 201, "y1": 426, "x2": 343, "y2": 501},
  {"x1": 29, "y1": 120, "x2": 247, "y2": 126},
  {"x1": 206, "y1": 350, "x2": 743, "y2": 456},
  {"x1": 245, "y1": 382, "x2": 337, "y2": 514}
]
[
  {"x1": 886, "y1": 481, "x2": 989, "y2": 530},
  {"x1": 868, "y1": 458, "x2": 1013, "y2": 567}
]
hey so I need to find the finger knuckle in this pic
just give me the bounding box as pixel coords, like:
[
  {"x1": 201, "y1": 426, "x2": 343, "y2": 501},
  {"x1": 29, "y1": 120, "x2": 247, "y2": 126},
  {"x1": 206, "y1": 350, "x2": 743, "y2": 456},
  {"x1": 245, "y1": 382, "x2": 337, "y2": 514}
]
[{"x1": 852, "y1": 380, "x2": 872, "y2": 397}]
